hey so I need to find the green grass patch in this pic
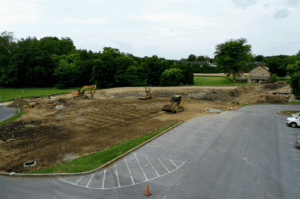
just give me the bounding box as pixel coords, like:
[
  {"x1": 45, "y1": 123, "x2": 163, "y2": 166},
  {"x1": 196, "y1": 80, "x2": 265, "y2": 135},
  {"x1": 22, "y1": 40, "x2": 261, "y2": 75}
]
[
  {"x1": 278, "y1": 110, "x2": 300, "y2": 116},
  {"x1": 0, "y1": 105, "x2": 25, "y2": 126},
  {"x1": 22, "y1": 122, "x2": 181, "y2": 174},
  {"x1": 193, "y1": 75, "x2": 258, "y2": 86},
  {"x1": 0, "y1": 86, "x2": 96, "y2": 102}
]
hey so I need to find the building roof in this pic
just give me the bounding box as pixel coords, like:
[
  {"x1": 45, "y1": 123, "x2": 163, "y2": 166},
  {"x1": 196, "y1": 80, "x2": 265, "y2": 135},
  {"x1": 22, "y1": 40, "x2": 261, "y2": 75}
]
[{"x1": 248, "y1": 65, "x2": 270, "y2": 73}]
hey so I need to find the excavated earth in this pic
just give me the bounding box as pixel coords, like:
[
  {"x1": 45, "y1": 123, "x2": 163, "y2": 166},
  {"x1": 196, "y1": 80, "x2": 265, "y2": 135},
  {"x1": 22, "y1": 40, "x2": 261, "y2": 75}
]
[{"x1": 0, "y1": 84, "x2": 297, "y2": 174}]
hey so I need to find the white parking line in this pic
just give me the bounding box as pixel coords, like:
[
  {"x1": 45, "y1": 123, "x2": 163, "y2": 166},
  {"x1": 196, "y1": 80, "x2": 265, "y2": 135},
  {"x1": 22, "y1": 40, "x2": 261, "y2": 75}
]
[
  {"x1": 102, "y1": 170, "x2": 106, "y2": 189},
  {"x1": 147, "y1": 144, "x2": 193, "y2": 153},
  {"x1": 157, "y1": 157, "x2": 170, "y2": 173},
  {"x1": 86, "y1": 174, "x2": 94, "y2": 188},
  {"x1": 134, "y1": 153, "x2": 148, "y2": 181},
  {"x1": 145, "y1": 155, "x2": 160, "y2": 177},
  {"x1": 163, "y1": 196, "x2": 167, "y2": 199},
  {"x1": 170, "y1": 160, "x2": 178, "y2": 168},
  {"x1": 292, "y1": 158, "x2": 300, "y2": 161},
  {"x1": 176, "y1": 181, "x2": 181, "y2": 186},
  {"x1": 124, "y1": 158, "x2": 135, "y2": 185},
  {"x1": 290, "y1": 149, "x2": 300, "y2": 152},
  {"x1": 287, "y1": 137, "x2": 295, "y2": 139},
  {"x1": 193, "y1": 165, "x2": 197, "y2": 169},
  {"x1": 75, "y1": 176, "x2": 84, "y2": 185},
  {"x1": 114, "y1": 164, "x2": 121, "y2": 187}
]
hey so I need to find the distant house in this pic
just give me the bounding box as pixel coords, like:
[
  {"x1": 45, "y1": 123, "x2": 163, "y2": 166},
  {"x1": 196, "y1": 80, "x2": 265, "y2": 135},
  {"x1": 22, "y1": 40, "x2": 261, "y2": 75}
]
[{"x1": 247, "y1": 65, "x2": 271, "y2": 84}]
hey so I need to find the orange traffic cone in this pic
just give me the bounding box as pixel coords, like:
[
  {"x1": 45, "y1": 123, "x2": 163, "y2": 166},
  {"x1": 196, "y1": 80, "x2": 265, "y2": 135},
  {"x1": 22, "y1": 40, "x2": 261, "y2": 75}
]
[{"x1": 144, "y1": 184, "x2": 152, "y2": 197}]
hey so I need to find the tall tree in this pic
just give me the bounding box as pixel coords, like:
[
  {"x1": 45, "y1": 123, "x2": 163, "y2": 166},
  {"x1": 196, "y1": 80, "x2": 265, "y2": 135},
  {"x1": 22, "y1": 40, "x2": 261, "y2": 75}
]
[
  {"x1": 0, "y1": 31, "x2": 20, "y2": 67},
  {"x1": 214, "y1": 38, "x2": 252, "y2": 83},
  {"x1": 254, "y1": 54, "x2": 265, "y2": 62},
  {"x1": 188, "y1": 54, "x2": 196, "y2": 61},
  {"x1": 196, "y1": 56, "x2": 206, "y2": 61}
]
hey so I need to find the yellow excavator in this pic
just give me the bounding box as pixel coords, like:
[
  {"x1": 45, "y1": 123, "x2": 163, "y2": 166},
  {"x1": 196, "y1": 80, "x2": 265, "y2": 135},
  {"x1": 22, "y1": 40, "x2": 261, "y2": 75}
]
[
  {"x1": 162, "y1": 95, "x2": 184, "y2": 113},
  {"x1": 138, "y1": 87, "x2": 154, "y2": 100},
  {"x1": 72, "y1": 85, "x2": 97, "y2": 99}
]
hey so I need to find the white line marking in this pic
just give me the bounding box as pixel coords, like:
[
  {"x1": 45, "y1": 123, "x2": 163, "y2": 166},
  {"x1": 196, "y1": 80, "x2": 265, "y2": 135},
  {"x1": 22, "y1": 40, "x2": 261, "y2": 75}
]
[
  {"x1": 147, "y1": 144, "x2": 193, "y2": 153},
  {"x1": 86, "y1": 174, "x2": 94, "y2": 188},
  {"x1": 102, "y1": 170, "x2": 106, "y2": 189},
  {"x1": 290, "y1": 149, "x2": 300, "y2": 152},
  {"x1": 176, "y1": 181, "x2": 181, "y2": 186},
  {"x1": 287, "y1": 137, "x2": 295, "y2": 139},
  {"x1": 75, "y1": 176, "x2": 84, "y2": 185},
  {"x1": 58, "y1": 162, "x2": 186, "y2": 190},
  {"x1": 157, "y1": 157, "x2": 170, "y2": 173},
  {"x1": 163, "y1": 196, "x2": 167, "y2": 199},
  {"x1": 114, "y1": 164, "x2": 121, "y2": 187},
  {"x1": 292, "y1": 158, "x2": 300, "y2": 161},
  {"x1": 124, "y1": 158, "x2": 135, "y2": 185},
  {"x1": 295, "y1": 169, "x2": 300, "y2": 172},
  {"x1": 145, "y1": 155, "x2": 160, "y2": 177},
  {"x1": 134, "y1": 153, "x2": 148, "y2": 181},
  {"x1": 170, "y1": 160, "x2": 178, "y2": 168},
  {"x1": 297, "y1": 183, "x2": 300, "y2": 186},
  {"x1": 193, "y1": 165, "x2": 197, "y2": 169}
]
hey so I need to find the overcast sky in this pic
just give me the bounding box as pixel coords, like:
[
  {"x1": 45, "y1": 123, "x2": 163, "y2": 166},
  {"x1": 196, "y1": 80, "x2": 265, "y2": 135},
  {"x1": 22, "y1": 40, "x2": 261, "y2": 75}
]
[{"x1": 1, "y1": 0, "x2": 300, "y2": 60}]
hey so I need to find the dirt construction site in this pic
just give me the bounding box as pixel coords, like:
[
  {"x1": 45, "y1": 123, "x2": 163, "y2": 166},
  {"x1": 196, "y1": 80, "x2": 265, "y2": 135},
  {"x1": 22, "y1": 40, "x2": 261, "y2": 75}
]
[{"x1": 0, "y1": 83, "x2": 296, "y2": 174}]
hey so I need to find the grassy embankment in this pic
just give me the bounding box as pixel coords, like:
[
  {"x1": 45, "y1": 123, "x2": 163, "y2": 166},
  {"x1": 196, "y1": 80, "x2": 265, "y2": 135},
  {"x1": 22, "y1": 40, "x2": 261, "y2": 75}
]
[{"x1": 0, "y1": 74, "x2": 299, "y2": 174}]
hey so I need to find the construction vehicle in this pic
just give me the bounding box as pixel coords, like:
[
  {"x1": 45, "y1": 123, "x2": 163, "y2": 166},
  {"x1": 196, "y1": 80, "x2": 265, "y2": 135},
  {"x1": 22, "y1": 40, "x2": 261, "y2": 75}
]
[
  {"x1": 28, "y1": 102, "x2": 36, "y2": 108},
  {"x1": 138, "y1": 87, "x2": 154, "y2": 100},
  {"x1": 72, "y1": 85, "x2": 97, "y2": 99},
  {"x1": 162, "y1": 95, "x2": 184, "y2": 113}
]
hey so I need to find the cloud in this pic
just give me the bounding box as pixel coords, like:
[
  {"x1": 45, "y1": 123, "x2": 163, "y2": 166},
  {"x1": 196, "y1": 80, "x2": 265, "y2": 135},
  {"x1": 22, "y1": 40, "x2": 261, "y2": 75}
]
[
  {"x1": 130, "y1": 12, "x2": 219, "y2": 29},
  {"x1": 0, "y1": 0, "x2": 45, "y2": 25},
  {"x1": 231, "y1": 0, "x2": 258, "y2": 10},
  {"x1": 273, "y1": 8, "x2": 290, "y2": 19}
]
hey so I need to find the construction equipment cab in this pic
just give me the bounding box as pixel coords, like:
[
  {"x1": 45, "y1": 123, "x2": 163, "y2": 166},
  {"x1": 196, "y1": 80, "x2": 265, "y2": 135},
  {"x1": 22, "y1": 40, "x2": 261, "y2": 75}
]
[
  {"x1": 72, "y1": 85, "x2": 97, "y2": 99},
  {"x1": 162, "y1": 95, "x2": 184, "y2": 113},
  {"x1": 138, "y1": 87, "x2": 154, "y2": 100}
]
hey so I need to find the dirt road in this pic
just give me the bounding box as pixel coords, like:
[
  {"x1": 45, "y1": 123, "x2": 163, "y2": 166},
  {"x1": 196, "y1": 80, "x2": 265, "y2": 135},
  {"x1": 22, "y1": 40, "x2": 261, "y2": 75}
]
[{"x1": 0, "y1": 84, "x2": 293, "y2": 173}]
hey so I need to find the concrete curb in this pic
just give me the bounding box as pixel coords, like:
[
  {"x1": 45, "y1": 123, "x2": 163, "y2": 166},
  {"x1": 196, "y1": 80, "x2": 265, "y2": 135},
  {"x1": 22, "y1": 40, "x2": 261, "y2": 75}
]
[{"x1": 0, "y1": 121, "x2": 185, "y2": 178}]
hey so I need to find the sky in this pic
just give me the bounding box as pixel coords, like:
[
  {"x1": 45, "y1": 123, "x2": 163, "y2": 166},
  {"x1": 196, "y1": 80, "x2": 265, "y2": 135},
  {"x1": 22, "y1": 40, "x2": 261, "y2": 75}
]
[{"x1": 0, "y1": 0, "x2": 300, "y2": 61}]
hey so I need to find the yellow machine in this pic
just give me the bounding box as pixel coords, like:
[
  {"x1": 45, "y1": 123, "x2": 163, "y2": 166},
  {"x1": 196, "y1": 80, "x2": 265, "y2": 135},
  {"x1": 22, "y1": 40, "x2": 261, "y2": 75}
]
[
  {"x1": 72, "y1": 85, "x2": 97, "y2": 99},
  {"x1": 162, "y1": 95, "x2": 184, "y2": 113},
  {"x1": 138, "y1": 87, "x2": 154, "y2": 100},
  {"x1": 28, "y1": 102, "x2": 36, "y2": 108}
]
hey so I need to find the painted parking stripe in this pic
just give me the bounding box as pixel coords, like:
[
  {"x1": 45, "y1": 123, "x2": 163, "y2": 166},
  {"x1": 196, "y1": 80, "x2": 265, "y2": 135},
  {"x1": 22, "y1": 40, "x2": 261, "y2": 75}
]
[
  {"x1": 124, "y1": 158, "x2": 135, "y2": 185},
  {"x1": 114, "y1": 164, "x2": 121, "y2": 187},
  {"x1": 147, "y1": 144, "x2": 193, "y2": 153},
  {"x1": 170, "y1": 160, "x2": 178, "y2": 169},
  {"x1": 290, "y1": 149, "x2": 300, "y2": 152},
  {"x1": 144, "y1": 155, "x2": 160, "y2": 177},
  {"x1": 86, "y1": 174, "x2": 94, "y2": 188},
  {"x1": 292, "y1": 158, "x2": 300, "y2": 161},
  {"x1": 134, "y1": 153, "x2": 148, "y2": 181},
  {"x1": 102, "y1": 170, "x2": 106, "y2": 189},
  {"x1": 157, "y1": 157, "x2": 170, "y2": 173},
  {"x1": 75, "y1": 176, "x2": 84, "y2": 185}
]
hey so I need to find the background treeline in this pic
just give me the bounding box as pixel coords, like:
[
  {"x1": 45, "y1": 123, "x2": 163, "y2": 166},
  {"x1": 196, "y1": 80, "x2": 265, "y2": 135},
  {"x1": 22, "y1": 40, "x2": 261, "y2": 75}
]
[{"x1": 0, "y1": 32, "x2": 299, "y2": 90}]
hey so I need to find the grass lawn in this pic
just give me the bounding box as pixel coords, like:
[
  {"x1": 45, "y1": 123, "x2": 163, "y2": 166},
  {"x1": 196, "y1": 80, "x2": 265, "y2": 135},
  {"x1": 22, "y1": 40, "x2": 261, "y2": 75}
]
[{"x1": 0, "y1": 86, "x2": 96, "y2": 102}]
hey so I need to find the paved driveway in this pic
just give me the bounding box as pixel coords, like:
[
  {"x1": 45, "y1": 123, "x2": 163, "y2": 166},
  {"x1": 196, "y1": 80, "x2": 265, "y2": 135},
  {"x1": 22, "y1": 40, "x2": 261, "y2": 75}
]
[{"x1": 1, "y1": 105, "x2": 300, "y2": 199}]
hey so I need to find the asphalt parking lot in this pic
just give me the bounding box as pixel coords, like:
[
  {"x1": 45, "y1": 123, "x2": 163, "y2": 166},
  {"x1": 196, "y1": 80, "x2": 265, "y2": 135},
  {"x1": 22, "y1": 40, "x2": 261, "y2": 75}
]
[{"x1": 1, "y1": 104, "x2": 300, "y2": 199}]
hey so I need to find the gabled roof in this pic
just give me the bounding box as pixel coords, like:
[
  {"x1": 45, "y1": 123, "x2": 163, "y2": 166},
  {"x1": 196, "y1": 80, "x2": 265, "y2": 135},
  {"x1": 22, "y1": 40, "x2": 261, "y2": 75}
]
[{"x1": 248, "y1": 65, "x2": 270, "y2": 73}]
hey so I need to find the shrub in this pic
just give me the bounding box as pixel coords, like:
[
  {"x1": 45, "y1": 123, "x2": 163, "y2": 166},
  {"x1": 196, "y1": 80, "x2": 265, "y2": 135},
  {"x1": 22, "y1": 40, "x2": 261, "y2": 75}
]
[{"x1": 269, "y1": 74, "x2": 280, "y2": 83}]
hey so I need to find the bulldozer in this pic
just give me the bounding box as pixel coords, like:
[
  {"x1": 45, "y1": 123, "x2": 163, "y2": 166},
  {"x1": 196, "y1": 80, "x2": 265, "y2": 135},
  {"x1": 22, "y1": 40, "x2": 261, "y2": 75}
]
[
  {"x1": 72, "y1": 85, "x2": 97, "y2": 99},
  {"x1": 137, "y1": 87, "x2": 154, "y2": 100},
  {"x1": 162, "y1": 95, "x2": 184, "y2": 113}
]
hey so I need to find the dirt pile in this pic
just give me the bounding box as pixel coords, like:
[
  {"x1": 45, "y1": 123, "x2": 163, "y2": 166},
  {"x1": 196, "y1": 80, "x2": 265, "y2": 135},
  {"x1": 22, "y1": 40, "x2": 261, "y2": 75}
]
[{"x1": 6, "y1": 98, "x2": 29, "y2": 108}]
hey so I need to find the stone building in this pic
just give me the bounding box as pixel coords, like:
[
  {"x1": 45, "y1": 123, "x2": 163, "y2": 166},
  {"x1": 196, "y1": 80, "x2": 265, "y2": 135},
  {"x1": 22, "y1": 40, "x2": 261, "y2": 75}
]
[{"x1": 247, "y1": 65, "x2": 271, "y2": 84}]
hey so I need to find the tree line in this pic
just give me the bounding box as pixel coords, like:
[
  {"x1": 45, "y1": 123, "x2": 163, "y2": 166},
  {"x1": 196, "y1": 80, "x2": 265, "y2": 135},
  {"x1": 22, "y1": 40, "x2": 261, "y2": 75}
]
[{"x1": 0, "y1": 31, "x2": 299, "y2": 98}]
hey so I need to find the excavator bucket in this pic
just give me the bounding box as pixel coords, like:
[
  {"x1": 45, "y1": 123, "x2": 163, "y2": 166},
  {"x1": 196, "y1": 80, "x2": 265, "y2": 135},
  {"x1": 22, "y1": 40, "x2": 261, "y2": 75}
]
[{"x1": 161, "y1": 105, "x2": 174, "y2": 112}]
